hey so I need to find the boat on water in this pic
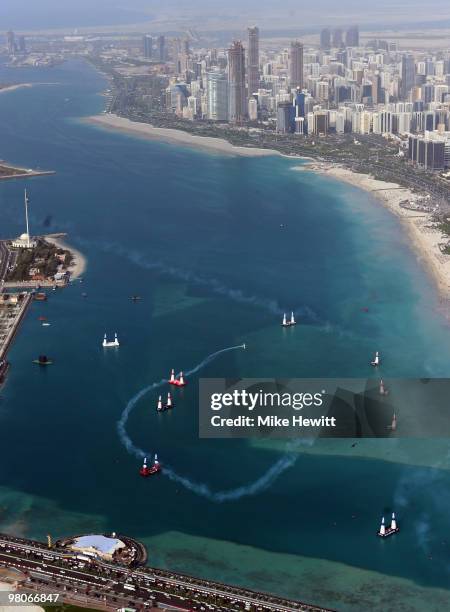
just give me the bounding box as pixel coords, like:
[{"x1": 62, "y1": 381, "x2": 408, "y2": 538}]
[
  {"x1": 139, "y1": 455, "x2": 161, "y2": 477},
  {"x1": 379, "y1": 379, "x2": 389, "y2": 396},
  {"x1": 38, "y1": 316, "x2": 47, "y2": 321},
  {"x1": 130, "y1": 295, "x2": 142, "y2": 301},
  {"x1": 42, "y1": 322, "x2": 51, "y2": 327},
  {"x1": 377, "y1": 513, "x2": 399, "y2": 538},
  {"x1": 390, "y1": 412, "x2": 397, "y2": 431},
  {"x1": 169, "y1": 369, "x2": 187, "y2": 387},
  {"x1": 102, "y1": 333, "x2": 119, "y2": 348},
  {"x1": 281, "y1": 312, "x2": 296, "y2": 327},
  {"x1": 156, "y1": 393, "x2": 174, "y2": 412},
  {"x1": 371, "y1": 351, "x2": 381, "y2": 366},
  {"x1": 34, "y1": 292, "x2": 47, "y2": 302},
  {"x1": 33, "y1": 355, "x2": 53, "y2": 365}
]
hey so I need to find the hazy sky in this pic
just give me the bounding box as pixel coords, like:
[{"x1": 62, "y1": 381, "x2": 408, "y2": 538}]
[{"x1": 3, "y1": 0, "x2": 450, "y2": 31}]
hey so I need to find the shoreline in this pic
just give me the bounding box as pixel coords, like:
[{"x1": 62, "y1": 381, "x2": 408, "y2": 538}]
[
  {"x1": 86, "y1": 114, "x2": 290, "y2": 158},
  {"x1": 0, "y1": 84, "x2": 32, "y2": 95},
  {"x1": 86, "y1": 113, "x2": 450, "y2": 298},
  {"x1": 304, "y1": 163, "x2": 450, "y2": 299},
  {"x1": 43, "y1": 233, "x2": 87, "y2": 280}
]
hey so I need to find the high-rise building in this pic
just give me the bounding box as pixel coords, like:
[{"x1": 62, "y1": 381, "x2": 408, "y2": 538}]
[
  {"x1": 6, "y1": 31, "x2": 15, "y2": 55},
  {"x1": 228, "y1": 41, "x2": 246, "y2": 123},
  {"x1": 276, "y1": 101, "x2": 295, "y2": 133},
  {"x1": 143, "y1": 35, "x2": 153, "y2": 59},
  {"x1": 332, "y1": 29, "x2": 343, "y2": 48},
  {"x1": 207, "y1": 69, "x2": 228, "y2": 121},
  {"x1": 345, "y1": 26, "x2": 359, "y2": 47},
  {"x1": 320, "y1": 28, "x2": 331, "y2": 50},
  {"x1": 401, "y1": 54, "x2": 415, "y2": 99},
  {"x1": 18, "y1": 35, "x2": 26, "y2": 53},
  {"x1": 408, "y1": 135, "x2": 445, "y2": 170},
  {"x1": 157, "y1": 35, "x2": 166, "y2": 62},
  {"x1": 313, "y1": 111, "x2": 329, "y2": 135},
  {"x1": 247, "y1": 26, "x2": 260, "y2": 99},
  {"x1": 289, "y1": 41, "x2": 304, "y2": 90}
]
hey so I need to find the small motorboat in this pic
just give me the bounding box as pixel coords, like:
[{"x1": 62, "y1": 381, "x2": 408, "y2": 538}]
[{"x1": 33, "y1": 355, "x2": 53, "y2": 365}]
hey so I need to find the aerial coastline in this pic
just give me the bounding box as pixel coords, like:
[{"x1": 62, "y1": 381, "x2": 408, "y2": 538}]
[
  {"x1": 86, "y1": 114, "x2": 286, "y2": 157},
  {"x1": 302, "y1": 163, "x2": 450, "y2": 299},
  {"x1": 44, "y1": 233, "x2": 86, "y2": 280},
  {"x1": 87, "y1": 112, "x2": 450, "y2": 299},
  {"x1": 0, "y1": 83, "x2": 32, "y2": 94}
]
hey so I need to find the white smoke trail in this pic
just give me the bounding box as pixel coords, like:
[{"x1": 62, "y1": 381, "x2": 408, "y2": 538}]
[
  {"x1": 162, "y1": 453, "x2": 298, "y2": 502},
  {"x1": 88, "y1": 239, "x2": 320, "y2": 321},
  {"x1": 117, "y1": 344, "x2": 298, "y2": 502}
]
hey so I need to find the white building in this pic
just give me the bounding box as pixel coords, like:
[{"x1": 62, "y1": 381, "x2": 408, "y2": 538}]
[{"x1": 206, "y1": 69, "x2": 228, "y2": 121}]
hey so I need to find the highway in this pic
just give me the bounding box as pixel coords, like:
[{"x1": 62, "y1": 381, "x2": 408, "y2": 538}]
[
  {"x1": 0, "y1": 241, "x2": 11, "y2": 284},
  {"x1": 0, "y1": 533, "x2": 335, "y2": 612}
]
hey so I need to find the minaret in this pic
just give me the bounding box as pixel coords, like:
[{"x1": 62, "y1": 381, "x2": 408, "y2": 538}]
[
  {"x1": 24, "y1": 189, "x2": 30, "y2": 247},
  {"x1": 390, "y1": 512, "x2": 397, "y2": 530}
]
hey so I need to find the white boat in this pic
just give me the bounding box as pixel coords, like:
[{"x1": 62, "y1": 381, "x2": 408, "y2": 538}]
[
  {"x1": 281, "y1": 312, "x2": 296, "y2": 327},
  {"x1": 102, "y1": 332, "x2": 119, "y2": 347},
  {"x1": 371, "y1": 351, "x2": 380, "y2": 367}
]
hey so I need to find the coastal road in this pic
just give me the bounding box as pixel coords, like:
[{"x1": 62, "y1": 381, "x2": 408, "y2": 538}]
[
  {"x1": 0, "y1": 241, "x2": 10, "y2": 284},
  {"x1": 0, "y1": 534, "x2": 334, "y2": 612}
]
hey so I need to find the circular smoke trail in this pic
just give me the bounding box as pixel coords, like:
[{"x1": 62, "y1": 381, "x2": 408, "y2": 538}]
[{"x1": 117, "y1": 344, "x2": 298, "y2": 502}]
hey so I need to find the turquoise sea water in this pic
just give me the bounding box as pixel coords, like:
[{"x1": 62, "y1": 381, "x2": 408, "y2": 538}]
[{"x1": 1, "y1": 60, "x2": 450, "y2": 610}]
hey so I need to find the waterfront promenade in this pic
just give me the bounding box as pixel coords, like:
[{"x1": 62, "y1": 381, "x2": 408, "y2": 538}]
[
  {"x1": 0, "y1": 533, "x2": 334, "y2": 612},
  {"x1": 0, "y1": 292, "x2": 32, "y2": 362}
]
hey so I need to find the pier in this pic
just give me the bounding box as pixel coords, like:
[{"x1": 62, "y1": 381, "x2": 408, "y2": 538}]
[
  {"x1": 0, "y1": 292, "x2": 32, "y2": 378},
  {"x1": 0, "y1": 161, "x2": 55, "y2": 181}
]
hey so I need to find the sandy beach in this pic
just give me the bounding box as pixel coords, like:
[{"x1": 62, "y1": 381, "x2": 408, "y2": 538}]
[
  {"x1": 301, "y1": 162, "x2": 450, "y2": 299},
  {"x1": 44, "y1": 233, "x2": 87, "y2": 280},
  {"x1": 87, "y1": 113, "x2": 285, "y2": 157},
  {"x1": 0, "y1": 84, "x2": 32, "y2": 95},
  {"x1": 87, "y1": 113, "x2": 450, "y2": 298}
]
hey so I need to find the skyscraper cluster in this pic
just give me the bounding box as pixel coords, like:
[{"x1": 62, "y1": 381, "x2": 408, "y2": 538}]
[
  {"x1": 128, "y1": 24, "x2": 450, "y2": 167},
  {"x1": 5, "y1": 31, "x2": 26, "y2": 55},
  {"x1": 321, "y1": 26, "x2": 359, "y2": 50}
]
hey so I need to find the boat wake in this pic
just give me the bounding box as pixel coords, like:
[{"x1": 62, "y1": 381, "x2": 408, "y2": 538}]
[{"x1": 117, "y1": 344, "x2": 298, "y2": 502}]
